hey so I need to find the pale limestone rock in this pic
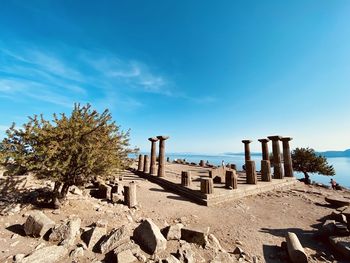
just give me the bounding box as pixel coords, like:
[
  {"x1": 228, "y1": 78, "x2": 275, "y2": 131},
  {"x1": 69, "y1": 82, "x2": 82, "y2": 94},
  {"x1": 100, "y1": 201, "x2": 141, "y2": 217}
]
[
  {"x1": 21, "y1": 245, "x2": 68, "y2": 263},
  {"x1": 98, "y1": 225, "x2": 129, "y2": 253},
  {"x1": 133, "y1": 218, "x2": 167, "y2": 254},
  {"x1": 23, "y1": 211, "x2": 55, "y2": 237},
  {"x1": 117, "y1": 249, "x2": 138, "y2": 263}
]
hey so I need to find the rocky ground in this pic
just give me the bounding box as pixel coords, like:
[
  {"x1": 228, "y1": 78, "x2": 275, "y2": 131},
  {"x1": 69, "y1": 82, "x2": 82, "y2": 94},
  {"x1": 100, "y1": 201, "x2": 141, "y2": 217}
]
[{"x1": 1, "y1": 165, "x2": 350, "y2": 263}]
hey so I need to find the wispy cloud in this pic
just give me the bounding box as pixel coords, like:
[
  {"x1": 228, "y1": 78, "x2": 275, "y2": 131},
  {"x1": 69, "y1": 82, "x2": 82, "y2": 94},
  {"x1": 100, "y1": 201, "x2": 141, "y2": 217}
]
[{"x1": 0, "y1": 43, "x2": 215, "y2": 110}]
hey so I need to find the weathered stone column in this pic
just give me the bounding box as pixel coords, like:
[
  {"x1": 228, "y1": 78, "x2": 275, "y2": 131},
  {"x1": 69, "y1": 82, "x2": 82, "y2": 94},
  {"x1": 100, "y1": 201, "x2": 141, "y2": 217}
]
[
  {"x1": 258, "y1": 138, "x2": 270, "y2": 161},
  {"x1": 157, "y1": 136, "x2": 169, "y2": 177},
  {"x1": 138, "y1": 154, "x2": 144, "y2": 172},
  {"x1": 258, "y1": 138, "x2": 271, "y2": 182},
  {"x1": 181, "y1": 171, "x2": 191, "y2": 187},
  {"x1": 124, "y1": 181, "x2": 137, "y2": 208},
  {"x1": 225, "y1": 170, "x2": 237, "y2": 189},
  {"x1": 261, "y1": 160, "x2": 272, "y2": 182},
  {"x1": 281, "y1": 137, "x2": 294, "y2": 177},
  {"x1": 267, "y1": 136, "x2": 284, "y2": 179},
  {"x1": 143, "y1": 155, "x2": 150, "y2": 174},
  {"x1": 242, "y1": 140, "x2": 252, "y2": 166},
  {"x1": 200, "y1": 178, "x2": 213, "y2": 194},
  {"x1": 246, "y1": 160, "x2": 257, "y2": 184},
  {"x1": 148, "y1": 137, "x2": 159, "y2": 175}
]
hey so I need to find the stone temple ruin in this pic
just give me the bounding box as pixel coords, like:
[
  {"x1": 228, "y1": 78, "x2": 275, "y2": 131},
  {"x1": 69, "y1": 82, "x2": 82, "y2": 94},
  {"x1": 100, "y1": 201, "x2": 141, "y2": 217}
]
[{"x1": 133, "y1": 135, "x2": 297, "y2": 206}]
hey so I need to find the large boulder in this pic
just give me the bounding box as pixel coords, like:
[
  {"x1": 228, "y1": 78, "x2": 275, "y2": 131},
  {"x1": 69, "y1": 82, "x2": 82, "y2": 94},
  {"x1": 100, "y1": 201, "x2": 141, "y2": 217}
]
[
  {"x1": 98, "y1": 225, "x2": 129, "y2": 253},
  {"x1": 49, "y1": 217, "x2": 81, "y2": 246},
  {"x1": 23, "y1": 211, "x2": 55, "y2": 237},
  {"x1": 133, "y1": 218, "x2": 167, "y2": 254},
  {"x1": 20, "y1": 245, "x2": 68, "y2": 263}
]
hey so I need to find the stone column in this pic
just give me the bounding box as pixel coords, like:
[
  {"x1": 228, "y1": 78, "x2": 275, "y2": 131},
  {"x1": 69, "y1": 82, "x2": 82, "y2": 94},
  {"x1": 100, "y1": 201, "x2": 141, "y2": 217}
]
[
  {"x1": 258, "y1": 138, "x2": 271, "y2": 182},
  {"x1": 124, "y1": 181, "x2": 137, "y2": 208},
  {"x1": 261, "y1": 160, "x2": 272, "y2": 182},
  {"x1": 281, "y1": 137, "x2": 294, "y2": 177},
  {"x1": 138, "y1": 154, "x2": 144, "y2": 172},
  {"x1": 157, "y1": 136, "x2": 169, "y2": 177},
  {"x1": 181, "y1": 171, "x2": 191, "y2": 187},
  {"x1": 143, "y1": 155, "x2": 150, "y2": 174},
  {"x1": 200, "y1": 178, "x2": 213, "y2": 194},
  {"x1": 225, "y1": 170, "x2": 237, "y2": 189},
  {"x1": 148, "y1": 137, "x2": 159, "y2": 175},
  {"x1": 242, "y1": 140, "x2": 252, "y2": 165},
  {"x1": 258, "y1": 138, "x2": 270, "y2": 161},
  {"x1": 246, "y1": 160, "x2": 257, "y2": 184},
  {"x1": 267, "y1": 136, "x2": 284, "y2": 179}
]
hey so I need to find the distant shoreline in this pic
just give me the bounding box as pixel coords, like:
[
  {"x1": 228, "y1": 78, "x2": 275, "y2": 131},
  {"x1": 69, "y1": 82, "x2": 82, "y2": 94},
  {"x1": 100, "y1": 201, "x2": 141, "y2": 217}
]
[{"x1": 224, "y1": 149, "x2": 350, "y2": 158}]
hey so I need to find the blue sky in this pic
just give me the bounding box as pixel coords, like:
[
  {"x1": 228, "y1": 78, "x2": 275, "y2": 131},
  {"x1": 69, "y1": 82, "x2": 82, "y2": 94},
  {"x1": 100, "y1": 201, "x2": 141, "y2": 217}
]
[{"x1": 0, "y1": 0, "x2": 350, "y2": 153}]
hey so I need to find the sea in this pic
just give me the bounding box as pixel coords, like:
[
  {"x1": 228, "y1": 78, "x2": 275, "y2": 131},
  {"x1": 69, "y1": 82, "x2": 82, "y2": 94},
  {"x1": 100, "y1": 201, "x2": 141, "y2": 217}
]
[{"x1": 164, "y1": 153, "x2": 350, "y2": 188}]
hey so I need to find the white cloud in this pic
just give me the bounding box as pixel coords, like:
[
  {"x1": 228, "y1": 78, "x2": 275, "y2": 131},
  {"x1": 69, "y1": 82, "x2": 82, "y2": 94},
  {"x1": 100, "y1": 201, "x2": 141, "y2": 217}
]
[{"x1": 0, "y1": 44, "x2": 216, "y2": 110}]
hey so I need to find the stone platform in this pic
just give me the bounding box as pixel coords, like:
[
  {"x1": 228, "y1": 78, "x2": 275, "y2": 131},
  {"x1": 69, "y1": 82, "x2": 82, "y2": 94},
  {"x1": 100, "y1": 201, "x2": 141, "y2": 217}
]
[{"x1": 132, "y1": 163, "x2": 297, "y2": 206}]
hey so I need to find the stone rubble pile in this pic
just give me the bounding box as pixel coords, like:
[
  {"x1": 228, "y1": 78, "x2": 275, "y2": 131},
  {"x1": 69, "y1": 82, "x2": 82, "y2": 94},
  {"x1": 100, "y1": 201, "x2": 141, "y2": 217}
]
[{"x1": 10, "y1": 208, "x2": 261, "y2": 263}]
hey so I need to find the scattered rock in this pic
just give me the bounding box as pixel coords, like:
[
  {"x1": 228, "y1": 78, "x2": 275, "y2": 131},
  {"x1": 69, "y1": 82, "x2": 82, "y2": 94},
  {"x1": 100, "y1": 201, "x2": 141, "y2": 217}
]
[
  {"x1": 70, "y1": 246, "x2": 84, "y2": 258},
  {"x1": 113, "y1": 241, "x2": 140, "y2": 255},
  {"x1": 70, "y1": 185, "x2": 83, "y2": 195},
  {"x1": 83, "y1": 226, "x2": 106, "y2": 250},
  {"x1": 181, "y1": 227, "x2": 209, "y2": 246},
  {"x1": 205, "y1": 234, "x2": 225, "y2": 252},
  {"x1": 177, "y1": 242, "x2": 194, "y2": 263},
  {"x1": 133, "y1": 218, "x2": 167, "y2": 254},
  {"x1": 13, "y1": 254, "x2": 25, "y2": 262},
  {"x1": 98, "y1": 225, "x2": 129, "y2": 253},
  {"x1": 329, "y1": 236, "x2": 350, "y2": 259},
  {"x1": 161, "y1": 223, "x2": 183, "y2": 240},
  {"x1": 325, "y1": 196, "x2": 350, "y2": 207},
  {"x1": 49, "y1": 217, "x2": 81, "y2": 246},
  {"x1": 35, "y1": 243, "x2": 45, "y2": 250},
  {"x1": 320, "y1": 220, "x2": 336, "y2": 236},
  {"x1": 20, "y1": 245, "x2": 68, "y2": 263},
  {"x1": 210, "y1": 251, "x2": 236, "y2": 263},
  {"x1": 23, "y1": 211, "x2": 55, "y2": 237},
  {"x1": 99, "y1": 183, "x2": 112, "y2": 200},
  {"x1": 162, "y1": 255, "x2": 181, "y2": 263},
  {"x1": 116, "y1": 249, "x2": 138, "y2": 263},
  {"x1": 95, "y1": 219, "x2": 108, "y2": 228},
  {"x1": 233, "y1": 246, "x2": 244, "y2": 256}
]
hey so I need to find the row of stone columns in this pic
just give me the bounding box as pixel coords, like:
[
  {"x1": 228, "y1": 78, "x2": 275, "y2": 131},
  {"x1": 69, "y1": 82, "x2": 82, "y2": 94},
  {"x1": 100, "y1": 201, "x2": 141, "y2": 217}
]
[
  {"x1": 138, "y1": 136, "x2": 169, "y2": 178},
  {"x1": 242, "y1": 136, "x2": 294, "y2": 181}
]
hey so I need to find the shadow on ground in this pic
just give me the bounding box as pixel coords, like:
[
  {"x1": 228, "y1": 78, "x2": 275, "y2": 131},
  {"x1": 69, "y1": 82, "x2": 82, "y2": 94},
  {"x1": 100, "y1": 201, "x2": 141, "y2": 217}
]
[{"x1": 0, "y1": 175, "x2": 55, "y2": 215}]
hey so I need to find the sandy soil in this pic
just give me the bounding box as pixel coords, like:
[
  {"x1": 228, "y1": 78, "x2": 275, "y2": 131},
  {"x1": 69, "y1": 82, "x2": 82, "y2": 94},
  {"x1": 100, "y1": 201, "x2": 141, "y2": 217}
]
[{"x1": 0, "y1": 164, "x2": 348, "y2": 262}]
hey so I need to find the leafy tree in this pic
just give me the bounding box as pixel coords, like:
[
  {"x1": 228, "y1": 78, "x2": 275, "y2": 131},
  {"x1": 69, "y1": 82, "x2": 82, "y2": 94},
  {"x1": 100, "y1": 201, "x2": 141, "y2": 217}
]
[
  {"x1": 291, "y1": 147, "x2": 335, "y2": 184},
  {"x1": 0, "y1": 104, "x2": 136, "y2": 205}
]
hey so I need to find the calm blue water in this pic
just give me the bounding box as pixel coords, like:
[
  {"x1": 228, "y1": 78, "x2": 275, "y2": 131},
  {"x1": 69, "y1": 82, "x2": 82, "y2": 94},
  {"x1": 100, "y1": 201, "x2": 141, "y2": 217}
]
[{"x1": 165, "y1": 153, "x2": 350, "y2": 188}]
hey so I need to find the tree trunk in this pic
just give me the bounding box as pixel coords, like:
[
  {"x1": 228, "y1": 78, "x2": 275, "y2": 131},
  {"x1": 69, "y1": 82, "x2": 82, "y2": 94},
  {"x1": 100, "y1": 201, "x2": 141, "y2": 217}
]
[
  {"x1": 51, "y1": 182, "x2": 62, "y2": 209},
  {"x1": 303, "y1": 172, "x2": 311, "y2": 185},
  {"x1": 60, "y1": 183, "x2": 70, "y2": 199}
]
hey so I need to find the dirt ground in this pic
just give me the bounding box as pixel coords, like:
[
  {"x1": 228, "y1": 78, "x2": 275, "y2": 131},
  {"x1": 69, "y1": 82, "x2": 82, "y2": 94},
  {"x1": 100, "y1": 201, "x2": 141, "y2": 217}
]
[{"x1": 0, "y1": 165, "x2": 349, "y2": 262}]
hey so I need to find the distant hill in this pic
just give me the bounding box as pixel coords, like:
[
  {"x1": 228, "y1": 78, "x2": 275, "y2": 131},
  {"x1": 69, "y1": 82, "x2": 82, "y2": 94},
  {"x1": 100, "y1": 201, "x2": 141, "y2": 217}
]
[
  {"x1": 319, "y1": 149, "x2": 350, "y2": 158},
  {"x1": 224, "y1": 149, "x2": 350, "y2": 158},
  {"x1": 224, "y1": 152, "x2": 261, "y2": 156}
]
